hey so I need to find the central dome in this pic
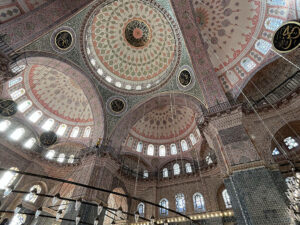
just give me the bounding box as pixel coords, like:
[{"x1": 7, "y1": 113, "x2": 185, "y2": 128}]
[{"x1": 83, "y1": 0, "x2": 180, "y2": 93}]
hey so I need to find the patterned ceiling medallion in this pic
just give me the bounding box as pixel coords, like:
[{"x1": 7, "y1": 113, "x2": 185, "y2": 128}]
[
  {"x1": 51, "y1": 26, "x2": 76, "y2": 53},
  {"x1": 40, "y1": 131, "x2": 57, "y2": 146},
  {"x1": 55, "y1": 31, "x2": 73, "y2": 50},
  {"x1": 176, "y1": 65, "x2": 195, "y2": 91},
  {"x1": 106, "y1": 96, "x2": 128, "y2": 117},
  {"x1": 0, "y1": 99, "x2": 17, "y2": 117},
  {"x1": 82, "y1": 0, "x2": 181, "y2": 94}
]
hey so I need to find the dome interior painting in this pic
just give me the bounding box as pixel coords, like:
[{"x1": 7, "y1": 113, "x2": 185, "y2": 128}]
[{"x1": 0, "y1": 0, "x2": 300, "y2": 225}]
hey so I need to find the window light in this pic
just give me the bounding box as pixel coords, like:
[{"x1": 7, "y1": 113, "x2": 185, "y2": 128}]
[
  {"x1": 0, "y1": 167, "x2": 19, "y2": 190},
  {"x1": 0, "y1": 120, "x2": 11, "y2": 132},
  {"x1": 70, "y1": 127, "x2": 80, "y2": 138},
  {"x1": 8, "y1": 77, "x2": 23, "y2": 88},
  {"x1": 56, "y1": 124, "x2": 67, "y2": 136},
  {"x1": 83, "y1": 127, "x2": 91, "y2": 138},
  {"x1": 147, "y1": 144, "x2": 154, "y2": 156},
  {"x1": 42, "y1": 118, "x2": 54, "y2": 131},
  {"x1": 10, "y1": 128, "x2": 25, "y2": 141},
  {"x1": 68, "y1": 155, "x2": 75, "y2": 164},
  {"x1": 28, "y1": 111, "x2": 43, "y2": 123},
  {"x1": 24, "y1": 137, "x2": 36, "y2": 149},
  {"x1": 18, "y1": 100, "x2": 32, "y2": 113},
  {"x1": 46, "y1": 150, "x2": 55, "y2": 159},
  {"x1": 57, "y1": 153, "x2": 65, "y2": 163},
  {"x1": 10, "y1": 88, "x2": 25, "y2": 100}
]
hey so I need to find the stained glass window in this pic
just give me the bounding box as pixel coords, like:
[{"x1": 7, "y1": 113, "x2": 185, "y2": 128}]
[
  {"x1": 163, "y1": 168, "x2": 168, "y2": 178},
  {"x1": 70, "y1": 127, "x2": 80, "y2": 138},
  {"x1": 57, "y1": 153, "x2": 65, "y2": 163},
  {"x1": 175, "y1": 193, "x2": 186, "y2": 212},
  {"x1": 255, "y1": 39, "x2": 272, "y2": 55},
  {"x1": 272, "y1": 147, "x2": 280, "y2": 155},
  {"x1": 137, "y1": 203, "x2": 145, "y2": 216},
  {"x1": 10, "y1": 88, "x2": 25, "y2": 101},
  {"x1": 136, "y1": 142, "x2": 143, "y2": 152},
  {"x1": 68, "y1": 155, "x2": 75, "y2": 163},
  {"x1": 28, "y1": 111, "x2": 43, "y2": 123},
  {"x1": 222, "y1": 189, "x2": 232, "y2": 208},
  {"x1": 83, "y1": 126, "x2": 91, "y2": 138},
  {"x1": 265, "y1": 17, "x2": 283, "y2": 31},
  {"x1": 10, "y1": 128, "x2": 25, "y2": 141},
  {"x1": 241, "y1": 58, "x2": 256, "y2": 72},
  {"x1": 284, "y1": 137, "x2": 299, "y2": 150},
  {"x1": 159, "y1": 198, "x2": 169, "y2": 215},
  {"x1": 0, "y1": 120, "x2": 11, "y2": 132},
  {"x1": 56, "y1": 124, "x2": 67, "y2": 136},
  {"x1": 267, "y1": 0, "x2": 286, "y2": 6},
  {"x1": 23, "y1": 137, "x2": 36, "y2": 149},
  {"x1": 18, "y1": 100, "x2": 32, "y2": 113},
  {"x1": 0, "y1": 167, "x2": 19, "y2": 190},
  {"x1": 185, "y1": 163, "x2": 192, "y2": 173},
  {"x1": 173, "y1": 163, "x2": 180, "y2": 175},
  {"x1": 206, "y1": 155, "x2": 213, "y2": 165},
  {"x1": 159, "y1": 145, "x2": 166, "y2": 157},
  {"x1": 143, "y1": 170, "x2": 149, "y2": 178},
  {"x1": 147, "y1": 144, "x2": 154, "y2": 156},
  {"x1": 189, "y1": 133, "x2": 197, "y2": 145},
  {"x1": 24, "y1": 185, "x2": 41, "y2": 203},
  {"x1": 42, "y1": 119, "x2": 54, "y2": 131},
  {"x1": 193, "y1": 193, "x2": 205, "y2": 212},
  {"x1": 181, "y1": 140, "x2": 188, "y2": 151},
  {"x1": 8, "y1": 77, "x2": 23, "y2": 88},
  {"x1": 170, "y1": 144, "x2": 177, "y2": 155}
]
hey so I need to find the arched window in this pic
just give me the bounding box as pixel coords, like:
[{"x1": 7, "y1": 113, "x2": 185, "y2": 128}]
[
  {"x1": 28, "y1": 110, "x2": 43, "y2": 123},
  {"x1": 10, "y1": 128, "x2": 25, "y2": 141},
  {"x1": 70, "y1": 127, "x2": 80, "y2": 138},
  {"x1": 83, "y1": 126, "x2": 91, "y2": 138},
  {"x1": 189, "y1": 133, "x2": 197, "y2": 145},
  {"x1": 0, "y1": 167, "x2": 19, "y2": 190},
  {"x1": 143, "y1": 170, "x2": 149, "y2": 178},
  {"x1": 284, "y1": 137, "x2": 299, "y2": 150},
  {"x1": 175, "y1": 193, "x2": 186, "y2": 212},
  {"x1": 18, "y1": 100, "x2": 32, "y2": 113},
  {"x1": 206, "y1": 155, "x2": 213, "y2": 165},
  {"x1": 163, "y1": 168, "x2": 168, "y2": 178},
  {"x1": 42, "y1": 118, "x2": 54, "y2": 131},
  {"x1": 8, "y1": 77, "x2": 23, "y2": 87},
  {"x1": 173, "y1": 163, "x2": 180, "y2": 175},
  {"x1": 255, "y1": 39, "x2": 272, "y2": 55},
  {"x1": 170, "y1": 144, "x2": 177, "y2": 155},
  {"x1": 159, "y1": 198, "x2": 169, "y2": 216},
  {"x1": 10, "y1": 64, "x2": 26, "y2": 74},
  {"x1": 68, "y1": 155, "x2": 75, "y2": 164},
  {"x1": 46, "y1": 150, "x2": 55, "y2": 159},
  {"x1": 272, "y1": 147, "x2": 280, "y2": 156},
  {"x1": 265, "y1": 17, "x2": 283, "y2": 31},
  {"x1": 181, "y1": 140, "x2": 188, "y2": 151},
  {"x1": 24, "y1": 185, "x2": 41, "y2": 203},
  {"x1": 137, "y1": 203, "x2": 145, "y2": 216},
  {"x1": 57, "y1": 153, "x2": 65, "y2": 163},
  {"x1": 0, "y1": 120, "x2": 11, "y2": 132},
  {"x1": 136, "y1": 142, "x2": 143, "y2": 152},
  {"x1": 56, "y1": 124, "x2": 67, "y2": 136},
  {"x1": 9, "y1": 214, "x2": 26, "y2": 225},
  {"x1": 10, "y1": 88, "x2": 25, "y2": 100},
  {"x1": 185, "y1": 163, "x2": 192, "y2": 173},
  {"x1": 193, "y1": 193, "x2": 205, "y2": 212},
  {"x1": 267, "y1": 0, "x2": 286, "y2": 6},
  {"x1": 147, "y1": 144, "x2": 154, "y2": 156},
  {"x1": 23, "y1": 137, "x2": 36, "y2": 149},
  {"x1": 241, "y1": 57, "x2": 256, "y2": 72},
  {"x1": 222, "y1": 189, "x2": 232, "y2": 208},
  {"x1": 159, "y1": 145, "x2": 166, "y2": 157}
]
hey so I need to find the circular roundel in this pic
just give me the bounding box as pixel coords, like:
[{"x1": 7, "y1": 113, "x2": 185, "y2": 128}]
[
  {"x1": 0, "y1": 100, "x2": 17, "y2": 117},
  {"x1": 106, "y1": 96, "x2": 128, "y2": 116},
  {"x1": 51, "y1": 26, "x2": 76, "y2": 53},
  {"x1": 176, "y1": 65, "x2": 195, "y2": 91},
  {"x1": 83, "y1": 0, "x2": 181, "y2": 94},
  {"x1": 40, "y1": 131, "x2": 57, "y2": 146}
]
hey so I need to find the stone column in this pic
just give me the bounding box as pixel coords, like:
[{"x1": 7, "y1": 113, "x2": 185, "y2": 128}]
[{"x1": 204, "y1": 108, "x2": 292, "y2": 225}]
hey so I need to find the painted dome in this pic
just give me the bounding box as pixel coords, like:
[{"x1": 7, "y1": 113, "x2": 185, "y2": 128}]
[{"x1": 83, "y1": 0, "x2": 181, "y2": 93}]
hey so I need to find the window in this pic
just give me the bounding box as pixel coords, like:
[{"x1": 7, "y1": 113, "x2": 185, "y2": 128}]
[
  {"x1": 56, "y1": 124, "x2": 67, "y2": 136},
  {"x1": 24, "y1": 185, "x2": 41, "y2": 203},
  {"x1": 222, "y1": 189, "x2": 232, "y2": 208},
  {"x1": 58, "y1": 200, "x2": 69, "y2": 217},
  {"x1": 175, "y1": 193, "x2": 186, "y2": 212},
  {"x1": 57, "y1": 153, "x2": 65, "y2": 163},
  {"x1": 159, "y1": 145, "x2": 166, "y2": 157},
  {"x1": 264, "y1": 17, "x2": 283, "y2": 31},
  {"x1": 10, "y1": 128, "x2": 25, "y2": 141},
  {"x1": 147, "y1": 144, "x2": 154, "y2": 156},
  {"x1": 17, "y1": 100, "x2": 32, "y2": 113},
  {"x1": 284, "y1": 137, "x2": 299, "y2": 150},
  {"x1": 193, "y1": 193, "x2": 205, "y2": 212},
  {"x1": 9, "y1": 213, "x2": 26, "y2": 225},
  {"x1": 189, "y1": 134, "x2": 197, "y2": 145},
  {"x1": 173, "y1": 163, "x2": 180, "y2": 175},
  {"x1": 0, "y1": 120, "x2": 11, "y2": 132},
  {"x1": 10, "y1": 88, "x2": 25, "y2": 100},
  {"x1": 8, "y1": 77, "x2": 23, "y2": 87},
  {"x1": 272, "y1": 147, "x2": 280, "y2": 156},
  {"x1": 0, "y1": 167, "x2": 19, "y2": 190},
  {"x1": 83, "y1": 126, "x2": 91, "y2": 138},
  {"x1": 136, "y1": 142, "x2": 143, "y2": 152},
  {"x1": 46, "y1": 150, "x2": 55, "y2": 159},
  {"x1": 206, "y1": 155, "x2": 213, "y2": 165},
  {"x1": 143, "y1": 170, "x2": 149, "y2": 178},
  {"x1": 70, "y1": 127, "x2": 80, "y2": 138},
  {"x1": 28, "y1": 110, "x2": 43, "y2": 123},
  {"x1": 267, "y1": 0, "x2": 286, "y2": 6},
  {"x1": 185, "y1": 163, "x2": 192, "y2": 173},
  {"x1": 255, "y1": 39, "x2": 272, "y2": 55},
  {"x1": 170, "y1": 144, "x2": 177, "y2": 155},
  {"x1": 10, "y1": 64, "x2": 25, "y2": 74},
  {"x1": 159, "y1": 198, "x2": 169, "y2": 216},
  {"x1": 181, "y1": 140, "x2": 188, "y2": 151},
  {"x1": 241, "y1": 57, "x2": 256, "y2": 72},
  {"x1": 42, "y1": 119, "x2": 54, "y2": 131},
  {"x1": 163, "y1": 168, "x2": 168, "y2": 178},
  {"x1": 68, "y1": 155, "x2": 75, "y2": 164},
  {"x1": 23, "y1": 137, "x2": 36, "y2": 149},
  {"x1": 137, "y1": 203, "x2": 145, "y2": 216}
]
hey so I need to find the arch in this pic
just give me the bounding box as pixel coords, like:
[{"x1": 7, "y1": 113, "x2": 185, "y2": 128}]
[
  {"x1": 159, "y1": 198, "x2": 169, "y2": 216},
  {"x1": 185, "y1": 163, "x2": 192, "y2": 173},
  {"x1": 222, "y1": 189, "x2": 232, "y2": 209},
  {"x1": 173, "y1": 163, "x2": 180, "y2": 175},
  {"x1": 24, "y1": 184, "x2": 42, "y2": 203},
  {"x1": 147, "y1": 144, "x2": 154, "y2": 156},
  {"x1": 137, "y1": 202, "x2": 145, "y2": 216},
  {"x1": 162, "y1": 168, "x2": 168, "y2": 178},
  {"x1": 193, "y1": 193, "x2": 205, "y2": 212},
  {"x1": 159, "y1": 145, "x2": 166, "y2": 157},
  {"x1": 189, "y1": 133, "x2": 197, "y2": 145},
  {"x1": 11, "y1": 53, "x2": 106, "y2": 144},
  {"x1": 175, "y1": 193, "x2": 186, "y2": 212},
  {"x1": 181, "y1": 140, "x2": 188, "y2": 151},
  {"x1": 136, "y1": 142, "x2": 143, "y2": 153},
  {"x1": 170, "y1": 143, "x2": 177, "y2": 155}
]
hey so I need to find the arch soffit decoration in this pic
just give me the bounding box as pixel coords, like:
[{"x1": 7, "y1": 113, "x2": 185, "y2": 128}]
[{"x1": 7, "y1": 52, "x2": 106, "y2": 144}]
